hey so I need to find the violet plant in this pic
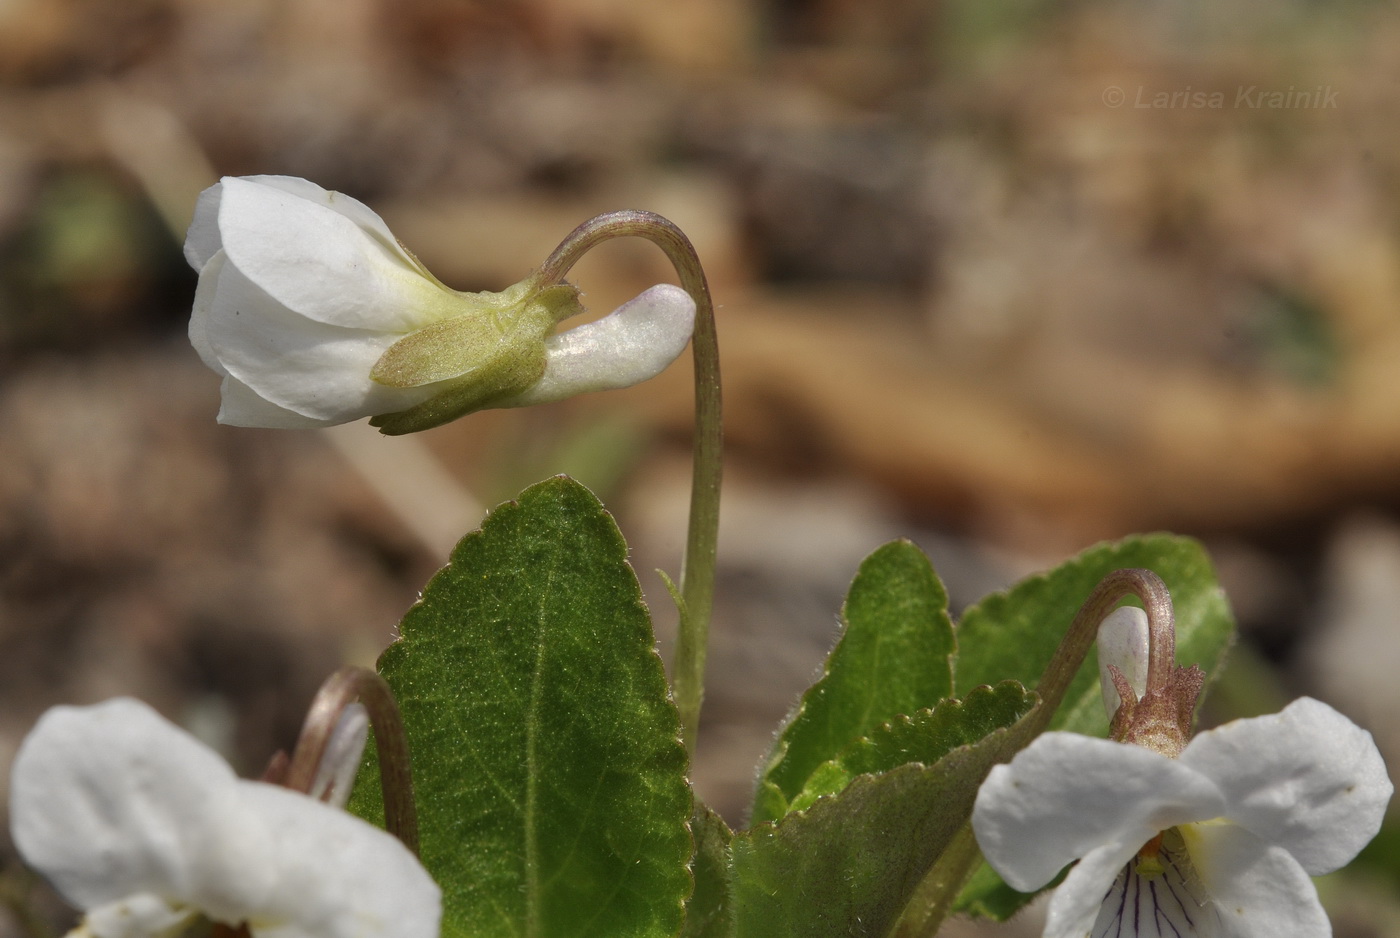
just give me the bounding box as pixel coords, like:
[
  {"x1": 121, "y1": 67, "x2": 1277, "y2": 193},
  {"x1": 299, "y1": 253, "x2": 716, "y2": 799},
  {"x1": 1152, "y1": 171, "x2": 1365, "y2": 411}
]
[{"x1": 7, "y1": 177, "x2": 1391, "y2": 938}]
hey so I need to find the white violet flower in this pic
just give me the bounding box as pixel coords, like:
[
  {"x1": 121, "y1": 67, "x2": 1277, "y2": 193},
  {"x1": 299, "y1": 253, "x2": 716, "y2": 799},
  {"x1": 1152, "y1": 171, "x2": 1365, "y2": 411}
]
[
  {"x1": 185, "y1": 175, "x2": 696, "y2": 434},
  {"x1": 972, "y1": 696, "x2": 1392, "y2": 938},
  {"x1": 10, "y1": 697, "x2": 441, "y2": 938}
]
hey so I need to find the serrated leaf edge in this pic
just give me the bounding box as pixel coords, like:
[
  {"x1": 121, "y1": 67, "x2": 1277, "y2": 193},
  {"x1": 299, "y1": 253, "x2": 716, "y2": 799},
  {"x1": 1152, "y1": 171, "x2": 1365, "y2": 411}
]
[
  {"x1": 756, "y1": 682, "x2": 1039, "y2": 831},
  {"x1": 755, "y1": 538, "x2": 955, "y2": 817}
]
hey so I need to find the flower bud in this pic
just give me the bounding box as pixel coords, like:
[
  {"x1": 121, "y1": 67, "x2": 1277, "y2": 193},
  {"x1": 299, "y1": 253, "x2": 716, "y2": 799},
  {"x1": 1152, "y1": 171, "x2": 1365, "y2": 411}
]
[
  {"x1": 1096, "y1": 605, "x2": 1149, "y2": 720},
  {"x1": 186, "y1": 176, "x2": 696, "y2": 434}
]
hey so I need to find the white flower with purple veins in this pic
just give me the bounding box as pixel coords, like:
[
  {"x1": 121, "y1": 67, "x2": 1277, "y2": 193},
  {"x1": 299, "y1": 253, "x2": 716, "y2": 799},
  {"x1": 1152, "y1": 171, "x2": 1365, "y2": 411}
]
[
  {"x1": 10, "y1": 698, "x2": 441, "y2": 938},
  {"x1": 185, "y1": 175, "x2": 696, "y2": 434},
  {"x1": 973, "y1": 694, "x2": 1392, "y2": 938}
]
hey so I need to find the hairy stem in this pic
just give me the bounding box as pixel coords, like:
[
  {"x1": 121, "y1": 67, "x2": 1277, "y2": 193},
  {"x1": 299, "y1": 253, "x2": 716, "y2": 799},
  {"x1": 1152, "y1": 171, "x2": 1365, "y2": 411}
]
[
  {"x1": 892, "y1": 822, "x2": 982, "y2": 938},
  {"x1": 1032, "y1": 567, "x2": 1175, "y2": 738},
  {"x1": 537, "y1": 211, "x2": 722, "y2": 758}
]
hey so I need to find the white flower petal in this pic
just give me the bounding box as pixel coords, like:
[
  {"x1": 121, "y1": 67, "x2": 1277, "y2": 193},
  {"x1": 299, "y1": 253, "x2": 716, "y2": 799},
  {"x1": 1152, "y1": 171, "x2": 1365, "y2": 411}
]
[
  {"x1": 184, "y1": 185, "x2": 224, "y2": 272},
  {"x1": 1184, "y1": 822, "x2": 1330, "y2": 937},
  {"x1": 188, "y1": 251, "x2": 228, "y2": 376},
  {"x1": 9, "y1": 700, "x2": 275, "y2": 920},
  {"x1": 1041, "y1": 839, "x2": 1142, "y2": 938},
  {"x1": 239, "y1": 785, "x2": 440, "y2": 938},
  {"x1": 216, "y1": 177, "x2": 449, "y2": 333},
  {"x1": 13, "y1": 698, "x2": 439, "y2": 938},
  {"x1": 972, "y1": 733, "x2": 1224, "y2": 891},
  {"x1": 1180, "y1": 697, "x2": 1393, "y2": 874},
  {"x1": 1082, "y1": 830, "x2": 1227, "y2": 938},
  {"x1": 237, "y1": 175, "x2": 411, "y2": 268},
  {"x1": 81, "y1": 894, "x2": 196, "y2": 938},
  {"x1": 217, "y1": 376, "x2": 331, "y2": 429},
  {"x1": 186, "y1": 174, "x2": 436, "y2": 324},
  {"x1": 1097, "y1": 606, "x2": 1149, "y2": 719},
  {"x1": 502, "y1": 283, "x2": 696, "y2": 407},
  {"x1": 203, "y1": 261, "x2": 437, "y2": 424}
]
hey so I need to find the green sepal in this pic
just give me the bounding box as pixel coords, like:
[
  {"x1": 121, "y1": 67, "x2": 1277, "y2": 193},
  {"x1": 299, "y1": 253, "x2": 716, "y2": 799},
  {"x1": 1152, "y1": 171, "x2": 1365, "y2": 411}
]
[{"x1": 369, "y1": 279, "x2": 582, "y2": 434}]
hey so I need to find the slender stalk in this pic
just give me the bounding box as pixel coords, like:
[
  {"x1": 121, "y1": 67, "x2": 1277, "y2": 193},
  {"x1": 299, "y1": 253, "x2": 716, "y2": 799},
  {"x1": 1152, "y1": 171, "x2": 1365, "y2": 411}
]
[
  {"x1": 1028, "y1": 567, "x2": 1173, "y2": 740},
  {"x1": 895, "y1": 568, "x2": 1175, "y2": 937},
  {"x1": 892, "y1": 822, "x2": 981, "y2": 938},
  {"x1": 537, "y1": 211, "x2": 722, "y2": 757},
  {"x1": 285, "y1": 666, "x2": 420, "y2": 855}
]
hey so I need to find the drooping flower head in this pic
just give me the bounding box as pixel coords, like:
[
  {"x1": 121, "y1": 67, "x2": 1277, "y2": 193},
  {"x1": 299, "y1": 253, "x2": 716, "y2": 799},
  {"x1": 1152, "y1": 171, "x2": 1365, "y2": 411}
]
[
  {"x1": 186, "y1": 176, "x2": 696, "y2": 434},
  {"x1": 10, "y1": 697, "x2": 440, "y2": 938},
  {"x1": 972, "y1": 588, "x2": 1392, "y2": 938}
]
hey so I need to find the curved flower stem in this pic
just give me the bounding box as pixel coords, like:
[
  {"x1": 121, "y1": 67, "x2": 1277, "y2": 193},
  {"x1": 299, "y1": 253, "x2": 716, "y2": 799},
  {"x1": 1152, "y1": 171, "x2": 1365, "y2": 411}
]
[
  {"x1": 285, "y1": 666, "x2": 420, "y2": 856},
  {"x1": 537, "y1": 211, "x2": 722, "y2": 758},
  {"x1": 1032, "y1": 567, "x2": 1175, "y2": 736},
  {"x1": 895, "y1": 568, "x2": 1176, "y2": 937}
]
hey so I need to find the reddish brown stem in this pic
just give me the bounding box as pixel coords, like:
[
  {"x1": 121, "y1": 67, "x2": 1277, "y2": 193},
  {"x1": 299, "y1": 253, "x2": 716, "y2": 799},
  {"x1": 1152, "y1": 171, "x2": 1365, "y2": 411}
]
[{"x1": 285, "y1": 666, "x2": 420, "y2": 856}]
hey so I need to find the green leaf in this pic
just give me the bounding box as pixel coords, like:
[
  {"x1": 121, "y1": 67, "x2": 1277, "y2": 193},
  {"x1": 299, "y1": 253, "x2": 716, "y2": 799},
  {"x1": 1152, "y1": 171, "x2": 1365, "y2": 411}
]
[
  {"x1": 349, "y1": 476, "x2": 691, "y2": 938},
  {"x1": 730, "y1": 684, "x2": 1037, "y2": 938},
  {"x1": 950, "y1": 534, "x2": 1236, "y2": 920},
  {"x1": 789, "y1": 682, "x2": 1036, "y2": 812},
  {"x1": 754, "y1": 540, "x2": 955, "y2": 823},
  {"x1": 682, "y1": 804, "x2": 734, "y2": 938}
]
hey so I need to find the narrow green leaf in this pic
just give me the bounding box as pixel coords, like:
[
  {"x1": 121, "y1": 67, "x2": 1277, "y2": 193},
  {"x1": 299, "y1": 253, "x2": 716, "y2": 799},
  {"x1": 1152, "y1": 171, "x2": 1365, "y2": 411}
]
[
  {"x1": 950, "y1": 534, "x2": 1236, "y2": 920},
  {"x1": 349, "y1": 477, "x2": 691, "y2": 938},
  {"x1": 754, "y1": 540, "x2": 955, "y2": 823},
  {"x1": 730, "y1": 684, "x2": 1037, "y2": 938},
  {"x1": 682, "y1": 804, "x2": 734, "y2": 938}
]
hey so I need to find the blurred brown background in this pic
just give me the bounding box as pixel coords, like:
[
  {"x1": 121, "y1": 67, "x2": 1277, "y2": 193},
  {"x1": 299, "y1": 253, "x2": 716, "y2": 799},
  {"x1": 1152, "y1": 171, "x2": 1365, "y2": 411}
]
[{"x1": 2, "y1": 0, "x2": 1398, "y2": 934}]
